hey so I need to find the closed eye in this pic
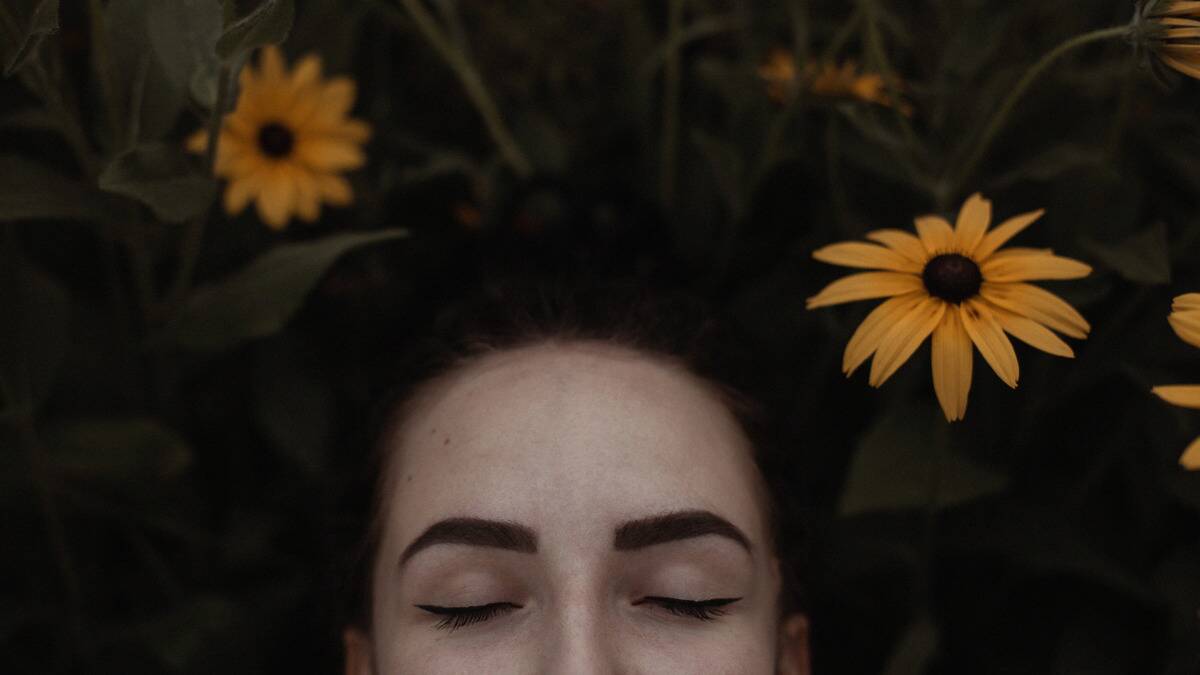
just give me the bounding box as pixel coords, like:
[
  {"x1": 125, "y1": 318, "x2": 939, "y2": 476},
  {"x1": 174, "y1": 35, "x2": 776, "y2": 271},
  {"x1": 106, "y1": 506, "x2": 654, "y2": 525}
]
[
  {"x1": 634, "y1": 596, "x2": 742, "y2": 621},
  {"x1": 416, "y1": 602, "x2": 522, "y2": 631}
]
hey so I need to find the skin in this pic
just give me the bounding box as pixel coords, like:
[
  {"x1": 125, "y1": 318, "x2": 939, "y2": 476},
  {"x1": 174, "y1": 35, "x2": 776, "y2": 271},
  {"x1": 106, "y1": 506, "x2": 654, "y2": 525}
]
[{"x1": 347, "y1": 340, "x2": 810, "y2": 674}]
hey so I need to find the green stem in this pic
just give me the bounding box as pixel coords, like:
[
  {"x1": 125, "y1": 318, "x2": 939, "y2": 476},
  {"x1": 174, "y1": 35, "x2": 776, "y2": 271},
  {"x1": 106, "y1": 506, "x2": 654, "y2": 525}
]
[
  {"x1": 859, "y1": 0, "x2": 919, "y2": 162},
  {"x1": 916, "y1": 422, "x2": 948, "y2": 615},
  {"x1": 393, "y1": 0, "x2": 532, "y2": 178},
  {"x1": 659, "y1": 0, "x2": 685, "y2": 209},
  {"x1": 820, "y1": 5, "x2": 862, "y2": 64},
  {"x1": 953, "y1": 24, "x2": 1128, "y2": 188}
]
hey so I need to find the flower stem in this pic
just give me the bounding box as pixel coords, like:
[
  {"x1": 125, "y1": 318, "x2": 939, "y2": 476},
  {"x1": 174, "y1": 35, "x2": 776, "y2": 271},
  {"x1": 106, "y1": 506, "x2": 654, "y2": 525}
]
[
  {"x1": 659, "y1": 0, "x2": 686, "y2": 210},
  {"x1": 953, "y1": 24, "x2": 1129, "y2": 187},
  {"x1": 394, "y1": 0, "x2": 532, "y2": 178}
]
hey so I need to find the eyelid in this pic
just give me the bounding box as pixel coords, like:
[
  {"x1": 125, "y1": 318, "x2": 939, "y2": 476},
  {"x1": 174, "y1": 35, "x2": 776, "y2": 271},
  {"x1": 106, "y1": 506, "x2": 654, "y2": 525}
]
[
  {"x1": 416, "y1": 602, "x2": 522, "y2": 631},
  {"x1": 634, "y1": 596, "x2": 742, "y2": 621}
]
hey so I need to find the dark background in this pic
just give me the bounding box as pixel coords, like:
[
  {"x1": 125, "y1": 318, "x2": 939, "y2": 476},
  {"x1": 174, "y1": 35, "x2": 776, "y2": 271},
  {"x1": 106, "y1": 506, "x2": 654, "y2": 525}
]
[{"x1": 2, "y1": 1, "x2": 1199, "y2": 673}]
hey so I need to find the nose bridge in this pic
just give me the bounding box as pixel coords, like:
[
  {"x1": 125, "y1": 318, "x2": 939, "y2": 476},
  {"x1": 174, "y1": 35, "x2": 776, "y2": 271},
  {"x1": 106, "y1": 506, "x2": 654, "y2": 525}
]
[{"x1": 540, "y1": 580, "x2": 621, "y2": 675}]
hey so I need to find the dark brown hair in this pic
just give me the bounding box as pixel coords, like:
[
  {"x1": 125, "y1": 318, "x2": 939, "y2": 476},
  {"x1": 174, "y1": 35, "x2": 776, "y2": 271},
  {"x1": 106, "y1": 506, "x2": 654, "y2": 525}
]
[{"x1": 342, "y1": 278, "x2": 807, "y2": 629}]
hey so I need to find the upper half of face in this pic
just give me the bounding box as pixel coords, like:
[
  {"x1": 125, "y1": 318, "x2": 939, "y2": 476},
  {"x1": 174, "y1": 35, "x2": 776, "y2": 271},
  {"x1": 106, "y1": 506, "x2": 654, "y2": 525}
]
[{"x1": 368, "y1": 340, "x2": 783, "y2": 674}]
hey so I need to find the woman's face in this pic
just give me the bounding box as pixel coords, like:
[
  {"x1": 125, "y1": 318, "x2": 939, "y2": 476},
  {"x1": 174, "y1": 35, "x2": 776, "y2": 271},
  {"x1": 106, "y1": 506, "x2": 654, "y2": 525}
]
[{"x1": 357, "y1": 341, "x2": 806, "y2": 674}]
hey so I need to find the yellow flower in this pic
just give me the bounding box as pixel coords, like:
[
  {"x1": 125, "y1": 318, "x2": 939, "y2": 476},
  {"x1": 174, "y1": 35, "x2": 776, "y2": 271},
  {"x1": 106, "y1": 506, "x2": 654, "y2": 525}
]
[
  {"x1": 187, "y1": 45, "x2": 371, "y2": 230},
  {"x1": 1140, "y1": 1, "x2": 1200, "y2": 80},
  {"x1": 757, "y1": 48, "x2": 913, "y2": 114},
  {"x1": 807, "y1": 193, "x2": 1092, "y2": 422},
  {"x1": 1151, "y1": 293, "x2": 1200, "y2": 470},
  {"x1": 758, "y1": 48, "x2": 801, "y2": 104}
]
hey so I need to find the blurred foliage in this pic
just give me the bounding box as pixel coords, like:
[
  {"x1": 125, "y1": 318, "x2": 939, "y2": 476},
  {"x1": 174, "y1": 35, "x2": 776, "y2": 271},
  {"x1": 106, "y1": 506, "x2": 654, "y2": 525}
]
[{"x1": 2, "y1": 0, "x2": 1200, "y2": 673}]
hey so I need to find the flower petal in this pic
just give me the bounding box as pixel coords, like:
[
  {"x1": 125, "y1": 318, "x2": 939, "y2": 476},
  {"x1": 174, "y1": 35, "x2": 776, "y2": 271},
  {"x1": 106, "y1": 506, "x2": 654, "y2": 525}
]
[
  {"x1": 813, "y1": 241, "x2": 922, "y2": 273},
  {"x1": 979, "y1": 282, "x2": 1090, "y2": 339},
  {"x1": 295, "y1": 138, "x2": 366, "y2": 171},
  {"x1": 931, "y1": 308, "x2": 973, "y2": 422},
  {"x1": 1153, "y1": 385, "x2": 1200, "y2": 409},
  {"x1": 806, "y1": 272, "x2": 925, "y2": 309},
  {"x1": 865, "y1": 228, "x2": 928, "y2": 264},
  {"x1": 988, "y1": 302, "x2": 1074, "y2": 358},
  {"x1": 975, "y1": 209, "x2": 1045, "y2": 260},
  {"x1": 843, "y1": 292, "x2": 926, "y2": 375},
  {"x1": 1181, "y1": 436, "x2": 1200, "y2": 471},
  {"x1": 1173, "y1": 293, "x2": 1200, "y2": 312},
  {"x1": 915, "y1": 215, "x2": 954, "y2": 255},
  {"x1": 868, "y1": 296, "x2": 946, "y2": 387},
  {"x1": 259, "y1": 45, "x2": 287, "y2": 84},
  {"x1": 981, "y1": 252, "x2": 1092, "y2": 282},
  {"x1": 960, "y1": 299, "x2": 1019, "y2": 388},
  {"x1": 1169, "y1": 308, "x2": 1200, "y2": 349},
  {"x1": 291, "y1": 167, "x2": 321, "y2": 222},
  {"x1": 315, "y1": 173, "x2": 353, "y2": 206},
  {"x1": 954, "y1": 192, "x2": 991, "y2": 255},
  {"x1": 223, "y1": 171, "x2": 261, "y2": 215},
  {"x1": 255, "y1": 165, "x2": 297, "y2": 230}
]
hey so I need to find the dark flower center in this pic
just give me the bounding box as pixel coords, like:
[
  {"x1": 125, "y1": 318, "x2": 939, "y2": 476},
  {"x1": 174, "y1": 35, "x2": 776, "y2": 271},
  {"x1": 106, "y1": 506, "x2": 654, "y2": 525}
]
[
  {"x1": 257, "y1": 122, "x2": 294, "y2": 158},
  {"x1": 922, "y1": 253, "x2": 982, "y2": 303}
]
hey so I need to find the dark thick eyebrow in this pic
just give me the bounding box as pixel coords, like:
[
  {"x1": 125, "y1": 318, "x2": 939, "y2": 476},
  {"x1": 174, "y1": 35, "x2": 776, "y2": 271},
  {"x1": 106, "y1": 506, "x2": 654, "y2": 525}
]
[
  {"x1": 399, "y1": 518, "x2": 538, "y2": 567},
  {"x1": 613, "y1": 510, "x2": 752, "y2": 554}
]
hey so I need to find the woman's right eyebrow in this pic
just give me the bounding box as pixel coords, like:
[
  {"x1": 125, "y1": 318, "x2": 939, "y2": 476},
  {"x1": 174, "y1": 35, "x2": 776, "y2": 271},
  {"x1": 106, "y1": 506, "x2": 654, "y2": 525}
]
[{"x1": 399, "y1": 518, "x2": 538, "y2": 567}]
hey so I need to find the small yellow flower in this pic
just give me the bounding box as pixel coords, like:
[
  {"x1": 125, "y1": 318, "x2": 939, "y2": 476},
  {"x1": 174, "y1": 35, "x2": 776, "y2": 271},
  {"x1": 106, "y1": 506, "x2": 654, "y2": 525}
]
[
  {"x1": 1140, "y1": 1, "x2": 1200, "y2": 80},
  {"x1": 807, "y1": 193, "x2": 1092, "y2": 422},
  {"x1": 758, "y1": 48, "x2": 912, "y2": 114},
  {"x1": 758, "y1": 48, "x2": 801, "y2": 103},
  {"x1": 1151, "y1": 293, "x2": 1200, "y2": 470},
  {"x1": 187, "y1": 45, "x2": 371, "y2": 230}
]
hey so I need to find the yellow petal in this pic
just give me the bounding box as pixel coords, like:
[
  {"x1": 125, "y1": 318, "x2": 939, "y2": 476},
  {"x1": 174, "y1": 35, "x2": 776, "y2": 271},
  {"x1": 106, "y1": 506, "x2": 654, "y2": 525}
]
[
  {"x1": 259, "y1": 45, "x2": 287, "y2": 84},
  {"x1": 914, "y1": 215, "x2": 954, "y2": 255},
  {"x1": 842, "y1": 292, "x2": 926, "y2": 375},
  {"x1": 988, "y1": 303, "x2": 1074, "y2": 358},
  {"x1": 1153, "y1": 385, "x2": 1200, "y2": 409},
  {"x1": 812, "y1": 241, "x2": 923, "y2": 273},
  {"x1": 980, "y1": 252, "x2": 1092, "y2": 282},
  {"x1": 291, "y1": 167, "x2": 321, "y2": 222},
  {"x1": 315, "y1": 173, "x2": 353, "y2": 206},
  {"x1": 295, "y1": 138, "x2": 365, "y2": 171},
  {"x1": 324, "y1": 119, "x2": 372, "y2": 143},
  {"x1": 979, "y1": 282, "x2": 1090, "y2": 339},
  {"x1": 185, "y1": 128, "x2": 209, "y2": 154},
  {"x1": 1162, "y1": 53, "x2": 1200, "y2": 80},
  {"x1": 1172, "y1": 293, "x2": 1200, "y2": 312},
  {"x1": 1181, "y1": 436, "x2": 1200, "y2": 471},
  {"x1": 960, "y1": 299, "x2": 1019, "y2": 388},
  {"x1": 1156, "y1": 1, "x2": 1200, "y2": 17},
  {"x1": 806, "y1": 271, "x2": 925, "y2": 309},
  {"x1": 290, "y1": 54, "x2": 323, "y2": 93},
  {"x1": 1168, "y1": 308, "x2": 1200, "y2": 349},
  {"x1": 868, "y1": 297, "x2": 946, "y2": 387},
  {"x1": 255, "y1": 165, "x2": 296, "y2": 229},
  {"x1": 865, "y1": 228, "x2": 928, "y2": 264},
  {"x1": 954, "y1": 192, "x2": 992, "y2": 255},
  {"x1": 931, "y1": 308, "x2": 973, "y2": 422},
  {"x1": 975, "y1": 209, "x2": 1045, "y2": 260}
]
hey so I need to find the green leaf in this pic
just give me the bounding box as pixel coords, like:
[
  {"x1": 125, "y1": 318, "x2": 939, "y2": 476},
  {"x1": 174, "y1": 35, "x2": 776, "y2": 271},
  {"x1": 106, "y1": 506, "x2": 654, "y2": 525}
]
[
  {"x1": 1080, "y1": 222, "x2": 1170, "y2": 286},
  {"x1": 146, "y1": 0, "x2": 222, "y2": 107},
  {"x1": 253, "y1": 338, "x2": 332, "y2": 473},
  {"x1": 44, "y1": 417, "x2": 192, "y2": 485},
  {"x1": 0, "y1": 155, "x2": 115, "y2": 223},
  {"x1": 2, "y1": 0, "x2": 59, "y2": 76},
  {"x1": 0, "y1": 257, "x2": 69, "y2": 414},
  {"x1": 161, "y1": 229, "x2": 409, "y2": 351},
  {"x1": 839, "y1": 401, "x2": 1008, "y2": 517},
  {"x1": 98, "y1": 143, "x2": 216, "y2": 223},
  {"x1": 215, "y1": 0, "x2": 294, "y2": 63},
  {"x1": 882, "y1": 617, "x2": 940, "y2": 675}
]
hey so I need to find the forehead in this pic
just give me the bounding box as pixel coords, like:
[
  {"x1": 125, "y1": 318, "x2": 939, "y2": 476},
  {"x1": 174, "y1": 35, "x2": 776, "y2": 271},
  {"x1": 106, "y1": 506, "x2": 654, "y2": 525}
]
[{"x1": 383, "y1": 340, "x2": 769, "y2": 542}]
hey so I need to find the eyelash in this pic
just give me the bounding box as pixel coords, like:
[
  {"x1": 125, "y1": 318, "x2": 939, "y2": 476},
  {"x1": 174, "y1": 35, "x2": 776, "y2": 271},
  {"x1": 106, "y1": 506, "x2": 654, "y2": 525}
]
[{"x1": 417, "y1": 597, "x2": 741, "y2": 631}]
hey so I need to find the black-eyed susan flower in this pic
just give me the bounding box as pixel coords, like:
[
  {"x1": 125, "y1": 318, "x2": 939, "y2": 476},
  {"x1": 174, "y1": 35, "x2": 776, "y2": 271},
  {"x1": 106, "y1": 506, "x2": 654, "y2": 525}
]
[
  {"x1": 1151, "y1": 293, "x2": 1200, "y2": 469},
  {"x1": 806, "y1": 60, "x2": 912, "y2": 115},
  {"x1": 187, "y1": 45, "x2": 370, "y2": 230},
  {"x1": 1137, "y1": 0, "x2": 1200, "y2": 81},
  {"x1": 807, "y1": 193, "x2": 1091, "y2": 421}
]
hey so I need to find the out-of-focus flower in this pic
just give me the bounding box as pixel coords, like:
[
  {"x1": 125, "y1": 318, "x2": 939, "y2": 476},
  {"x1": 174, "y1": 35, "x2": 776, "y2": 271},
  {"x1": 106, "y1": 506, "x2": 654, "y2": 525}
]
[
  {"x1": 1152, "y1": 293, "x2": 1200, "y2": 470},
  {"x1": 1136, "y1": 0, "x2": 1200, "y2": 81},
  {"x1": 758, "y1": 48, "x2": 912, "y2": 114},
  {"x1": 807, "y1": 193, "x2": 1091, "y2": 421},
  {"x1": 187, "y1": 45, "x2": 370, "y2": 230}
]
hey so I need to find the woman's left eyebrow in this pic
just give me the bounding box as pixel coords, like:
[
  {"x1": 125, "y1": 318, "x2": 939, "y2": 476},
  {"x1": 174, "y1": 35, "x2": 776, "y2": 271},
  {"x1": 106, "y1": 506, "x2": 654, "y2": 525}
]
[
  {"x1": 613, "y1": 510, "x2": 752, "y2": 554},
  {"x1": 399, "y1": 518, "x2": 538, "y2": 567}
]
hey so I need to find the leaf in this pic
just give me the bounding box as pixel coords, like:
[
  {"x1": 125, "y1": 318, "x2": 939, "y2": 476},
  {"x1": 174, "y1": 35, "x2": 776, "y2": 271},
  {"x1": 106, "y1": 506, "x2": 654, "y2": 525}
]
[
  {"x1": 253, "y1": 337, "x2": 332, "y2": 473},
  {"x1": 2, "y1": 0, "x2": 59, "y2": 76},
  {"x1": 839, "y1": 401, "x2": 1008, "y2": 517},
  {"x1": 0, "y1": 257, "x2": 69, "y2": 414},
  {"x1": 161, "y1": 229, "x2": 409, "y2": 351},
  {"x1": 98, "y1": 143, "x2": 216, "y2": 223},
  {"x1": 146, "y1": 0, "x2": 222, "y2": 107},
  {"x1": 0, "y1": 155, "x2": 115, "y2": 223},
  {"x1": 100, "y1": 0, "x2": 190, "y2": 143},
  {"x1": 1080, "y1": 222, "x2": 1170, "y2": 286},
  {"x1": 44, "y1": 417, "x2": 192, "y2": 485},
  {"x1": 882, "y1": 617, "x2": 940, "y2": 675},
  {"x1": 215, "y1": 0, "x2": 295, "y2": 62}
]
